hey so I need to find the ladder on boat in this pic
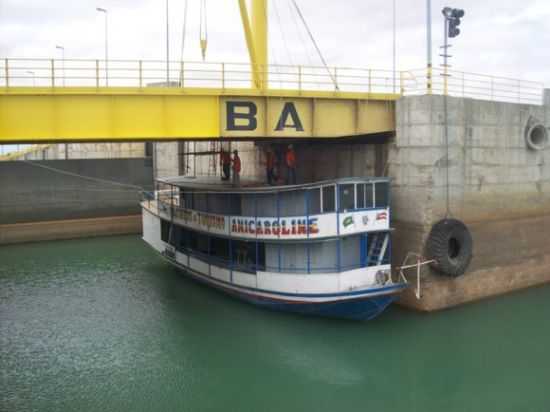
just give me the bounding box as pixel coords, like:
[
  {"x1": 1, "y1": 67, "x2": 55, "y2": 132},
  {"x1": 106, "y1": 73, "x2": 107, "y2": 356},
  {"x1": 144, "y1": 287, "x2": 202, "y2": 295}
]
[{"x1": 368, "y1": 233, "x2": 390, "y2": 266}]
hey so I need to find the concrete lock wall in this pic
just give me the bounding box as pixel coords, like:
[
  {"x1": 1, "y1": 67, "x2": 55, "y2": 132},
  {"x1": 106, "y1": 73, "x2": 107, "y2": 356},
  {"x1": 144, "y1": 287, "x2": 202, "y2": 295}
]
[
  {"x1": 0, "y1": 158, "x2": 153, "y2": 225},
  {"x1": 391, "y1": 95, "x2": 550, "y2": 311},
  {"x1": 21, "y1": 143, "x2": 146, "y2": 160}
]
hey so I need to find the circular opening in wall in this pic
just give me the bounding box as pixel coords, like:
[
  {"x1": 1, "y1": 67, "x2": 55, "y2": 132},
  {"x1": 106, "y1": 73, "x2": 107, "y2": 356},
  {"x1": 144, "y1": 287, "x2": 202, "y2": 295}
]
[{"x1": 526, "y1": 124, "x2": 549, "y2": 151}]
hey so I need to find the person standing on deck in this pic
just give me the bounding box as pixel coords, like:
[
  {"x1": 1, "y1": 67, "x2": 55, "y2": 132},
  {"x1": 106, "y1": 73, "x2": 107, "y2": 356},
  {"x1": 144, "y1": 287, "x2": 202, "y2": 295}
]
[
  {"x1": 265, "y1": 147, "x2": 276, "y2": 185},
  {"x1": 285, "y1": 144, "x2": 297, "y2": 185},
  {"x1": 220, "y1": 149, "x2": 231, "y2": 181},
  {"x1": 232, "y1": 150, "x2": 241, "y2": 187}
]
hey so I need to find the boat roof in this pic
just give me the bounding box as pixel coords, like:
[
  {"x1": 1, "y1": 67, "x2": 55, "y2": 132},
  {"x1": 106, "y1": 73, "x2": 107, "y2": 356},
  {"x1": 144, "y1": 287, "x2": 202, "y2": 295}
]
[{"x1": 156, "y1": 175, "x2": 390, "y2": 193}]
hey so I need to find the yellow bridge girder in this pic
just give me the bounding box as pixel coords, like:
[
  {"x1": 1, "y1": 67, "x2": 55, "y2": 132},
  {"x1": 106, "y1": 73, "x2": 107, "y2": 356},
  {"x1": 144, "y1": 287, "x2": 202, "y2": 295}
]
[{"x1": 0, "y1": 87, "x2": 397, "y2": 143}]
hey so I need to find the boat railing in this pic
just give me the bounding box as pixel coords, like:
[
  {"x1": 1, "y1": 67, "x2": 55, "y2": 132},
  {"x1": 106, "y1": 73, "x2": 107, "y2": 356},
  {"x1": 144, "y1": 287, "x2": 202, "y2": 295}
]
[
  {"x1": 169, "y1": 242, "x2": 390, "y2": 276},
  {"x1": 152, "y1": 179, "x2": 391, "y2": 218}
]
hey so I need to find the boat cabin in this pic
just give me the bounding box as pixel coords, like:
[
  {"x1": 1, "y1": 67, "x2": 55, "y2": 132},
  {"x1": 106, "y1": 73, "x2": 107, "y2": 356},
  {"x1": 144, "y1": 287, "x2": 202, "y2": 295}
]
[{"x1": 147, "y1": 177, "x2": 391, "y2": 276}]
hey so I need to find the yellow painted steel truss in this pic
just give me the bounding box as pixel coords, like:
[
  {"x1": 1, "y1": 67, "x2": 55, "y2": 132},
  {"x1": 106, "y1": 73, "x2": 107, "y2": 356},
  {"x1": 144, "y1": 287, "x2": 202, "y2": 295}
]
[
  {"x1": 0, "y1": 0, "x2": 401, "y2": 143},
  {"x1": 0, "y1": 1, "x2": 544, "y2": 143},
  {"x1": 0, "y1": 87, "x2": 396, "y2": 142}
]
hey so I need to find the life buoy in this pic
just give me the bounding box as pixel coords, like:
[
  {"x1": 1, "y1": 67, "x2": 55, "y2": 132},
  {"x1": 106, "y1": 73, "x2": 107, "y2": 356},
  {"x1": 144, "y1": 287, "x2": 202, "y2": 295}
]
[{"x1": 426, "y1": 219, "x2": 473, "y2": 277}]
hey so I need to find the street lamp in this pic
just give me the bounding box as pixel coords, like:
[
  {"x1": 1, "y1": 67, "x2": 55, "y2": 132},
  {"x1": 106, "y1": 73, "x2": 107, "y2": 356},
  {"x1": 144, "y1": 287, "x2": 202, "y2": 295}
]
[
  {"x1": 166, "y1": 0, "x2": 170, "y2": 84},
  {"x1": 55, "y1": 45, "x2": 65, "y2": 86},
  {"x1": 26, "y1": 71, "x2": 36, "y2": 86},
  {"x1": 392, "y1": 0, "x2": 396, "y2": 93},
  {"x1": 96, "y1": 7, "x2": 108, "y2": 86},
  {"x1": 426, "y1": 0, "x2": 432, "y2": 94}
]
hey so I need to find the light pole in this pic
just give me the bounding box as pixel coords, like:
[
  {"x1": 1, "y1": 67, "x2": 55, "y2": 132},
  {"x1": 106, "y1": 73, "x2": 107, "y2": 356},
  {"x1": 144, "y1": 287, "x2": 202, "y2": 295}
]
[
  {"x1": 427, "y1": 0, "x2": 432, "y2": 94},
  {"x1": 166, "y1": 0, "x2": 170, "y2": 84},
  {"x1": 96, "y1": 7, "x2": 108, "y2": 86},
  {"x1": 55, "y1": 45, "x2": 65, "y2": 86},
  {"x1": 392, "y1": 0, "x2": 396, "y2": 93},
  {"x1": 441, "y1": 7, "x2": 465, "y2": 218},
  {"x1": 26, "y1": 71, "x2": 36, "y2": 86}
]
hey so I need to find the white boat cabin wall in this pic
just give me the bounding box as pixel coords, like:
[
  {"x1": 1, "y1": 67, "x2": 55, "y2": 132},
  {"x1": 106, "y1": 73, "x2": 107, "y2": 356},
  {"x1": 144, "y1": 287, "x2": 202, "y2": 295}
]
[{"x1": 150, "y1": 178, "x2": 392, "y2": 276}]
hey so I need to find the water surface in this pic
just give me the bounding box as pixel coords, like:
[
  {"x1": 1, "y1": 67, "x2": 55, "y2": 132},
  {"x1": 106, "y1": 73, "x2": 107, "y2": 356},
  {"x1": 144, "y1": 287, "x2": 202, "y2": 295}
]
[{"x1": 1, "y1": 235, "x2": 549, "y2": 412}]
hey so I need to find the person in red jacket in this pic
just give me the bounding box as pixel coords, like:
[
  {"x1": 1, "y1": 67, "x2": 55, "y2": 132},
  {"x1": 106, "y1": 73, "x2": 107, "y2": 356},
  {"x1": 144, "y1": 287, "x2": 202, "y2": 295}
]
[
  {"x1": 220, "y1": 149, "x2": 231, "y2": 181},
  {"x1": 232, "y1": 150, "x2": 241, "y2": 187},
  {"x1": 285, "y1": 144, "x2": 296, "y2": 185}
]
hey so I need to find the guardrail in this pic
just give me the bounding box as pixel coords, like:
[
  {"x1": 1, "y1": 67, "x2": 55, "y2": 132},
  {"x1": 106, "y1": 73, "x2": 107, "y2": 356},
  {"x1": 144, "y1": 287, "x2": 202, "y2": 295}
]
[
  {"x1": 405, "y1": 67, "x2": 544, "y2": 105},
  {"x1": 0, "y1": 58, "x2": 544, "y2": 105},
  {"x1": 0, "y1": 58, "x2": 403, "y2": 95}
]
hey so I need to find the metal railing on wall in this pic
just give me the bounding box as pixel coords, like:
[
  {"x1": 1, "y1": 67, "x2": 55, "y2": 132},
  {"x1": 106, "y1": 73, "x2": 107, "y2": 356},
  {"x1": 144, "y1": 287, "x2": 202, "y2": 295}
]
[
  {"x1": 0, "y1": 58, "x2": 403, "y2": 95},
  {"x1": 1, "y1": 58, "x2": 544, "y2": 105},
  {"x1": 405, "y1": 67, "x2": 544, "y2": 105}
]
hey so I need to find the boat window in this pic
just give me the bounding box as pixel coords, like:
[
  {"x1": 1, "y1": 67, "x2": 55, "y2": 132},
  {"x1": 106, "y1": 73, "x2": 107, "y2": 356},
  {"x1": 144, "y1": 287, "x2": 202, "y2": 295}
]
[
  {"x1": 207, "y1": 193, "x2": 228, "y2": 215},
  {"x1": 365, "y1": 183, "x2": 374, "y2": 208},
  {"x1": 256, "y1": 243, "x2": 266, "y2": 271},
  {"x1": 375, "y1": 182, "x2": 388, "y2": 208},
  {"x1": 322, "y1": 185, "x2": 335, "y2": 213},
  {"x1": 239, "y1": 193, "x2": 254, "y2": 216},
  {"x1": 194, "y1": 193, "x2": 209, "y2": 213},
  {"x1": 279, "y1": 190, "x2": 307, "y2": 217},
  {"x1": 356, "y1": 184, "x2": 365, "y2": 209},
  {"x1": 168, "y1": 223, "x2": 268, "y2": 273},
  {"x1": 341, "y1": 235, "x2": 361, "y2": 271},
  {"x1": 307, "y1": 188, "x2": 321, "y2": 215},
  {"x1": 228, "y1": 193, "x2": 242, "y2": 216},
  {"x1": 177, "y1": 226, "x2": 191, "y2": 251},
  {"x1": 192, "y1": 232, "x2": 209, "y2": 255},
  {"x1": 210, "y1": 236, "x2": 230, "y2": 262},
  {"x1": 278, "y1": 243, "x2": 308, "y2": 274},
  {"x1": 309, "y1": 240, "x2": 338, "y2": 273},
  {"x1": 182, "y1": 191, "x2": 194, "y2": 209},
  {"x1": 255, "y1": 193, "x2": 278, "y2": 217},
  {"x1": 232, "y1": 239, "x2": 260, "y2": 273},
  {"x1": 161, "y1": 219, "x2": 172, "y2": 244},
  {"x1": 339, "y1": 184, "x2": 355, "y2": 212}
]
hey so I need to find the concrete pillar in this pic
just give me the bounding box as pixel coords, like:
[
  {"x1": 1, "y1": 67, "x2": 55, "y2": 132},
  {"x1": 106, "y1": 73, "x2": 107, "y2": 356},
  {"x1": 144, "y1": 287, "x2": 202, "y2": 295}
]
[{"x1": 544, "y1": 89, "x2": 550, "y2": 106}]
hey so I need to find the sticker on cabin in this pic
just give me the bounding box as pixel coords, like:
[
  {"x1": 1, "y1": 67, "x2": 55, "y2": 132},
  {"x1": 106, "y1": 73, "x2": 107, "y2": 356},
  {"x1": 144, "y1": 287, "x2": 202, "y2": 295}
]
[
  {"x1": 376, "y1": 212, "x2": 388, "y2": 221},
  {"x1": 342, "y1": 215, "x2": 355, "y2": 228}
]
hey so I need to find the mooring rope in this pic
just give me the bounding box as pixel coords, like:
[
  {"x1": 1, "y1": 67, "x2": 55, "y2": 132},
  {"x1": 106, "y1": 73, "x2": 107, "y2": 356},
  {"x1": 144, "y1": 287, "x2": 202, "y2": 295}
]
[{"x1": 21, "y1": 160, "x2": 144, "y2": 191}]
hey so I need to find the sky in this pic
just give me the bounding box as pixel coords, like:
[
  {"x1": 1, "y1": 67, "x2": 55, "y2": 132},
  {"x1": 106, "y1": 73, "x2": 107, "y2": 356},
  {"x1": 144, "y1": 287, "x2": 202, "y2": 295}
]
[
  {"x1": 1, "y1": 0, "x2": 550, "y2": 153},
  {"x1": 1, "y1": 0, "x2": 549, "y2": 80}
]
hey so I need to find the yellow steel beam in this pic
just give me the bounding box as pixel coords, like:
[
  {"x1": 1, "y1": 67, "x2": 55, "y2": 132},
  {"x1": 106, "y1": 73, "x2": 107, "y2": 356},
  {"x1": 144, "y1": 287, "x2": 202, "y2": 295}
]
[
  {"x1": 0, "y1": 87, "x2": 396, "y2": 143},
  {"x1": 251, "y1": 0, "x2": 268, "y2": 89},
  {"x1": 238, "y1": 0, "x2": 267, "y2": 90}
]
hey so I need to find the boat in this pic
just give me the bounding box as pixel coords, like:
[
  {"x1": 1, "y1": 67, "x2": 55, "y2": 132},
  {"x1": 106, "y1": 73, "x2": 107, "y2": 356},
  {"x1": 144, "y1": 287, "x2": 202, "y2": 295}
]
[{"x1": 141, "y1": 176, "x2": 408, "y2": 320}]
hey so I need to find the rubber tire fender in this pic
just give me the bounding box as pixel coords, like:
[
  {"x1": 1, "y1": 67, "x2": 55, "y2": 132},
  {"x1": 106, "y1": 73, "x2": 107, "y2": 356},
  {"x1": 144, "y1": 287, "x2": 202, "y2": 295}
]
[{"x1": 426, "y1": 219, "x2": 473, "y2": 277}]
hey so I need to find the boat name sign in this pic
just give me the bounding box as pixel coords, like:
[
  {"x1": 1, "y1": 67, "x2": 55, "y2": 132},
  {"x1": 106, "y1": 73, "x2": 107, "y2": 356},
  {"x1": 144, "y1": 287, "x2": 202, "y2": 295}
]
[{"x1": 171, "y1": 207, "x2": 389, "y2": 239}]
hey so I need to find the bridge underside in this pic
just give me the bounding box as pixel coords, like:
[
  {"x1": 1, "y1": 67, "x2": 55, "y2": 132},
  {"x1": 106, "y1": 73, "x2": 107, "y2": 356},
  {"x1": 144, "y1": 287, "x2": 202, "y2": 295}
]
[{"x1": 0, "y1": 88, "x2": 396, "y2": 143}]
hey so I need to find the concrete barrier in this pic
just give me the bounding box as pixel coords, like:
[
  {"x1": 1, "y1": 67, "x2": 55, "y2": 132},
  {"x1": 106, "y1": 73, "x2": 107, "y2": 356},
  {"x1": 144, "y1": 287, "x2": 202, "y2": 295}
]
[
  {"x1": 0, "y1": 215, "x2": 142, "y2": 245},
  {"x1": 0, "y1": 158, "x2": 153, "y2": 224},
  {"x1": 392, "y1": 94, "x2": 550, "y2": 310}
]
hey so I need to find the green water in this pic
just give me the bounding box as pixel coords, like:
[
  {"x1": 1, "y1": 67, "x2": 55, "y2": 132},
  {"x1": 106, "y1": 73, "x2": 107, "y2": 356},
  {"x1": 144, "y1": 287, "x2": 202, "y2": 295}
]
[{"x1": 1, "y1": 235, "x2": 549, "y2": 412}]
